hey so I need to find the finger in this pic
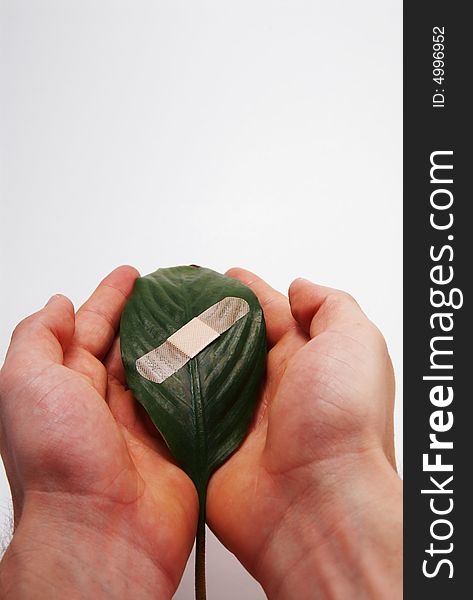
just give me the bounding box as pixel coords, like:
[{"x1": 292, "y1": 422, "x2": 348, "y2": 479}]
[
  {"x1": 63, "y1": 345, "x2": 108, "y2": 397},
  {"x1": 103, "y1": 337, "x2": 169, "y2": 453},
  {"x1": 106, "y1": 381, "x2": 172, "y2": 459},
  {"x1": 288, "y1": 278, "x2": 369, "y2": 338},
  {"x1": 225, "y1": 267, "x2": 296, "y2": 348},
  {"x1": 103, "y1": 338, "x2": 172, "y2": 459},
  {"x1": 103, "y1": 335, "x2": 126, "y2": 386},
  {"x1": 72, "y1": 265, "x2": 139, "y2": 360},
  {"x1": 5, "y1": 295, "x2": 75, "y2": 365},
  {"x1": 0, "y1": 295, "x2": 75, "y2": 392}
]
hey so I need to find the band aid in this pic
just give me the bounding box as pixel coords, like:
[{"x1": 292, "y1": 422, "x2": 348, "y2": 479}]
[{"x1": 136, "y1": 297, "x2": 250, "y2": 384}]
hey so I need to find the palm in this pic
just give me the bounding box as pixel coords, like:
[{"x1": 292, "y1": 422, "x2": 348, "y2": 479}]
[
  {"x1": 207, "y1": 269, "x2": 395, "y2": 576},
  {"x1": 34, "y1": 355, "x2": 196, "y2": 557}
]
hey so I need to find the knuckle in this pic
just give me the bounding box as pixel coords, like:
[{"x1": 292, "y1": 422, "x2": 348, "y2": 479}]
[
  {"x1": 325, "y1": 290, "x2": 355, "y2": 310},
  {"x1": 339, "y1": 290, "x2": 358, "y2": 306},
  {"x1": 11, "y1": 314, "x2": 36, "y2": 339}
]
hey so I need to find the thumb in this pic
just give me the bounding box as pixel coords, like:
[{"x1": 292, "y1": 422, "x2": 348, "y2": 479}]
[
  {"x1": 1, "y1": 294, "x2": 75, "y2": 385},
  {"x1": 288, "y1": 278, "x2": 368, "y2": 338}
]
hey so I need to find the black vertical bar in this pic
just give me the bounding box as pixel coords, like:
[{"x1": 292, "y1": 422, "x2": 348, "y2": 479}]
[{"x1": 404, "y1": 2, "x2": 471, "y2": 597}]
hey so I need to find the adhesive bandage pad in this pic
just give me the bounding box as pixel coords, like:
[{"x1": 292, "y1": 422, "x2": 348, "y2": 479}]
[{"x1": 136, "y1": 297, "x2": 250, "y2": 384}]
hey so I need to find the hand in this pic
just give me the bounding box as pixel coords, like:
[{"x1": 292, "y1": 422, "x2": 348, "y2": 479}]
[
  {"x1": 207, "y1": 269, "x2": 402, "y2": 600},
  {"x1": 0, "y1": 266, "x2": 198, "y2": 600}
]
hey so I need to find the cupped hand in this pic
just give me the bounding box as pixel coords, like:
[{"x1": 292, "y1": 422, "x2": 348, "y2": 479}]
[
  {"x1": 0, "y1": 266, "x2": 198, "y2": 599},
  {"x1": 207, "y1": 269, "x2": 402, "y2": 600}
]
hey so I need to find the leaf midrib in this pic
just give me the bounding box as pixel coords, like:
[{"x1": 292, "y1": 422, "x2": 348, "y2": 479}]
[{"x1": 182, "y1": 272, "x2": 208, "y2": 491}]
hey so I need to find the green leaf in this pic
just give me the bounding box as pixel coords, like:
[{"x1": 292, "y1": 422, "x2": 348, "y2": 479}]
[{"x1": 120, "y1": 266, "x2": 266, "y2": 599}]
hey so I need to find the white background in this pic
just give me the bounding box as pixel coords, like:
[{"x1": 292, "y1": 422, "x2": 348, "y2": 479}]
[{"x1": 0, "y1": 1, "x2": 402, "y2": 597}]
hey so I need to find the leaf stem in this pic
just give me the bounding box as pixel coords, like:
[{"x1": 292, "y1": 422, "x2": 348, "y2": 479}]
[{"x1": 195, "y1": 490, "x2": 207, "y2": 600}]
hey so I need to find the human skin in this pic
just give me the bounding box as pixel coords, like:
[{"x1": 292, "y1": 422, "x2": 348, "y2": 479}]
[
  {"x1": 0, "y1": 266, "x2": 199, "y2": 599},
  {"x1": 0, "y1": 266, "x2": 402, "y2": 599},
  {"x1": 206, "y1": 269, "x2": 402, "y2": 599}
]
